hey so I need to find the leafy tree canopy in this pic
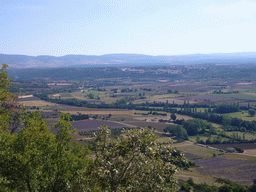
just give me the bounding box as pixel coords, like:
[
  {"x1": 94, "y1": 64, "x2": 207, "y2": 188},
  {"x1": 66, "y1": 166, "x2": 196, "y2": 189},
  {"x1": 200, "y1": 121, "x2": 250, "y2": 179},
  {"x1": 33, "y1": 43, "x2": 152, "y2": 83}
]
[{"x1": 248, "y1": 109, "x2": 256, "y2": 117}]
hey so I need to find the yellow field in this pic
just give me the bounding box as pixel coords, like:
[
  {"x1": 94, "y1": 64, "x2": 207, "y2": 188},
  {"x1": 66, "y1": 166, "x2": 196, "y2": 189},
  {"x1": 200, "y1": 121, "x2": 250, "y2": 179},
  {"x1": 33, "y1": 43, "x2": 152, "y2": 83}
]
[
  {"x1": 47, "y1": 83, "x2": 72, "y2": 86},
  {"x1": 52, "y1": 94, "x2": 61, "y2": 97},
  {"x1": 236, "y1": 82, "x2": 253, "y2": 85},
  {"x1": 175, "y1": 114, "x2": 193, "y2": 120},
  {"x1": 243, "y1": 149, "x2": 256, "y2": 156},
  {"x1": 245, "y1": 92, "x2": 256, "y2": 96},
  {"x1": 18, "y1": 95, "x2": 33, "y2": 98},
  {"x1": 61, "y1": 110, "x2": 135, "y2": 115},
  {"x1": 19, "y1": 100, "x2": 59, "y2": 106}
]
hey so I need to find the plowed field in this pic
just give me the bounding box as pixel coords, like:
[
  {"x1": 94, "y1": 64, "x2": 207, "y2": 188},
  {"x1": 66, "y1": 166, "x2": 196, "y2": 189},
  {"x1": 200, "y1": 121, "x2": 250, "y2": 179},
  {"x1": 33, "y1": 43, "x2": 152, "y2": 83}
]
[{"x1": 193, "y1": 156, "x2": 256, "y2": 185}]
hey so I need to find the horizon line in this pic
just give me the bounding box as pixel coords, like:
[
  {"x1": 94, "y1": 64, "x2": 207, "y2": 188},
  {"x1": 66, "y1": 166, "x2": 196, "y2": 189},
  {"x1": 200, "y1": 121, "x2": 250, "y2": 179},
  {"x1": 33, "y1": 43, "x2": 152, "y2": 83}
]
[{"x1": 1, "y1": 51, "x2": 256, "y2": 58}]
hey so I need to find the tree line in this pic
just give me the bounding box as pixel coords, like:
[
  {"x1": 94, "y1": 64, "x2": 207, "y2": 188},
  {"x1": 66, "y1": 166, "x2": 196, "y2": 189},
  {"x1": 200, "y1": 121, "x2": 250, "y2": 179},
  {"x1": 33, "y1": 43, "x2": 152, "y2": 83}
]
[{"x1": 35, "y1": 92, "x2": 256, "y2": 134}]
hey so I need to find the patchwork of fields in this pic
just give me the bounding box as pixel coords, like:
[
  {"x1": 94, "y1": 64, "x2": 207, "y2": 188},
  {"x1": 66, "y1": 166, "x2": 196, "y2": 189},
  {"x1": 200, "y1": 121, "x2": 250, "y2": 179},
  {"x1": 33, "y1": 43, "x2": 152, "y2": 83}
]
[{"x1": 15, "y1": 71, "x2": 256, "y2": 187}]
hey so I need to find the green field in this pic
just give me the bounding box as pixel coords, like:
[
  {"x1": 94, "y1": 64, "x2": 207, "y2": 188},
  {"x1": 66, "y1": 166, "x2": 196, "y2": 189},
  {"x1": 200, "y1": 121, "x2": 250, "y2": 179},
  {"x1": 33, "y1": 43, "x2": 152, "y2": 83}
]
[
  {"x1": 156, "y1": 136, "x2": 175, "y2": 143},
  {"x1": 176, "y1": 169, "x2": 222, "y2": 186},
  {"x1": 226, "y1": 111, "x2": 256, "y2": 121},
  {"x1": 171, "y1": 142, "x2": 223, "y2": 158},
  {"x1": 225, "y1": 131, "x2": 256, "y2": 140},
  {"x1": 211, "y1": 93, "x2": 256, "y2": 100}
]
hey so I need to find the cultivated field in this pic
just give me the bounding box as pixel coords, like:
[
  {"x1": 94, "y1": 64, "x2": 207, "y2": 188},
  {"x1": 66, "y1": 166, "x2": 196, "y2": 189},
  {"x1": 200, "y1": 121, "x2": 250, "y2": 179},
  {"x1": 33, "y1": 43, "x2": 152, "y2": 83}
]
[
  {"x1": 71, "y1": 119, "x2": 128, "y2": 132},
  {"x1": 171, "y1": 142, "x2": 223, "y2": 158},
  {"x1": 226, "y1": 111, "x2": 256, "y2": 121},
  {"x1": 19, "y1": 100, "x2": 59, "y2": 107},
  {"x1": 176, "y1": 169, "x2": 221, "y2": 186},
  {"x1": 62, "y1": 110, "x2": 135, "y2": 115},
  {"x1": 208, "y1": 143, "x2": 256, "y2": 150},
  {"x1": 193, "y1": 155, "x2": 256, "y2": 185},
  {"x1": 18, "y1": 95, "x2": 34, "y2": 99},
  {"x1": 11, "y1": 64, "x2": 256, "y2": 187},
  {"x1": 121, "y1": 121, "x2": 168, "y2": 132},
  {"x1": 243, "y1": 149, "x2": 256, "y2": 156},
  {"x1": 225, "y1": 131, "x2": 256, "y2": 140}
]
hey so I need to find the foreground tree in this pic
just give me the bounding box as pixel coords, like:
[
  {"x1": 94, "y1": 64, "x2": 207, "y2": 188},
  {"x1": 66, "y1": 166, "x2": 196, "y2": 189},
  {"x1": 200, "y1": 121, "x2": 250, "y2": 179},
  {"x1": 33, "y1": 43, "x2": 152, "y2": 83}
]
[
  {"x1": 81, "y1": 125, "x2": 186, "y2": 191},
  {"x1": 0, "y1": 112, "x2": 90, "y2": 191},
  {"x1": 0, "y1": 65, "x2": 89, "y2": 191},
  {"x1": 0, "y1": 64, "x2": 23, "y2": 133}
]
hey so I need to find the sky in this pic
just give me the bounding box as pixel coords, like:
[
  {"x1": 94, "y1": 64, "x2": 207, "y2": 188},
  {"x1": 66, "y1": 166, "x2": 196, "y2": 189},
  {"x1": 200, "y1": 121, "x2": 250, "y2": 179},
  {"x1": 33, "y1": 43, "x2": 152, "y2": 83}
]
[{"x1": 1, "y1": 0, "x2": 256, "y2": 56}]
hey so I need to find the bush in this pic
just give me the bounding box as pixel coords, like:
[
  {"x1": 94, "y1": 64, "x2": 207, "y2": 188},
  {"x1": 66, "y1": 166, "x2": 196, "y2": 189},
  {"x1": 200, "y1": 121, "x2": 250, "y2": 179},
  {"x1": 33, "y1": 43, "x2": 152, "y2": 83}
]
[
  {"x1": 187, "y1": 177, "x2": 195, "y2": 186},
  {"x1": 234, "y1": 146, "x2": 244, "y2": 153},
  {"x1": 180, "y1": 183, "x2": 192, "y2": 192}
]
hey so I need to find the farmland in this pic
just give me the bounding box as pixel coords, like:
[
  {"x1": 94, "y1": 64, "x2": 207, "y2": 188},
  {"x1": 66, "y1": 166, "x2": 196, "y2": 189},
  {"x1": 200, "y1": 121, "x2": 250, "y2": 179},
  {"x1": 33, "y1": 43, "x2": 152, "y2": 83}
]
[
  {"x1": 19, "y1": 99, "x2": 59, "y2": 107},
  {"x1": 193, "y1": 155, "x2": 256, "y2": 185},
  {"x1": 226, "y1": 111, "x2": 256, "y2": 121},
  {"x1": 62, "y1": 110, "x2": 135, "y2": 115},
  {"x1": 10, "y1": 63, "x2": 256, "y2": 187},
  {"x1": 71, "y1": 119, "x2": 129, "y2": 132}
]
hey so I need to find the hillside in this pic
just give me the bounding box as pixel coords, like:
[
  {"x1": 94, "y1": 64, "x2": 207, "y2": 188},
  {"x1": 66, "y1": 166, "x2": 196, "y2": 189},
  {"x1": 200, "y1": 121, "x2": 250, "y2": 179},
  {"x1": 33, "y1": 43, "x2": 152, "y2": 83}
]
[{"x1": 1, "y1": 52, "x2": 256, "y2": 68}]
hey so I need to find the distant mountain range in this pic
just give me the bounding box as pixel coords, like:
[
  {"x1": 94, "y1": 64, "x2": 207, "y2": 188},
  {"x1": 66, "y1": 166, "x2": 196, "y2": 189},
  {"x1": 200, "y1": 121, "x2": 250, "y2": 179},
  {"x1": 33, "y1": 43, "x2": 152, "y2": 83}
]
[{"x1": 1, "y1": 52, "x2": 256, "y2": 68}]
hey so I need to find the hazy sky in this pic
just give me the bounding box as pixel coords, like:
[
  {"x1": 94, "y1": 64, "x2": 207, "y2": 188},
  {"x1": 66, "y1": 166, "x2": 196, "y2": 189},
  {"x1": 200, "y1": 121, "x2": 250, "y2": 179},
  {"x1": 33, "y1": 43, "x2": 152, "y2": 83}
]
[{"x1": 1, "y1": 0, "x2": 256, "y2": 56}]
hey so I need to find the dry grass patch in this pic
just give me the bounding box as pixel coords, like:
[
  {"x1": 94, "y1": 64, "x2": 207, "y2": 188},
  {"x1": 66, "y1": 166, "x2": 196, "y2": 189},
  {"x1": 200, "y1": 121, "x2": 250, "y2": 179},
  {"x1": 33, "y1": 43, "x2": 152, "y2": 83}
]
[
  {"x1": 19, "y1": 100, "x2": 58, "y2": 107},
  {"x1": 156, "y1": 136, "x2": 173, "y2": 143},
  {"x1": 52, "y1": 94, "x2": 61, "y2": 97},
  {"x1": 175, "y1": 114, "x2": 193, "y2": 121},
  {"x1": 176, "y1": 169, "x2": 221, "y2": 186},
  {"x1": 158, "y1": 80, "x2": 168, "y2": 82},
  {"x1": 243, "y1": 149, "x2": 256, "y2": 156},
  {"x1": 236, "y1": 82, "x2": 253, "y2": 85},
  {"x1": 72, "y1": 132, "x2": 94, "y2": 141},
  {"x1": 211, "y1": 123, "x2": 222, "y2": 129},
  {"x1": 18, "y1": 95, "x2": 33, "y2": 99},
  {"x1": 245, "y1": 92, "x2": 256, "y2": 96},
  {"x1": 47, "y1": 83, "x2": 72, "y2": 86}
]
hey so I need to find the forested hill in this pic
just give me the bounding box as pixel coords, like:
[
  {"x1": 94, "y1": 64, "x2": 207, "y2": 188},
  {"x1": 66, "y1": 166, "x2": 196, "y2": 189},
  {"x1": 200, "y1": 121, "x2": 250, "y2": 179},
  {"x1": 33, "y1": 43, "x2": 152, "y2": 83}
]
[{"x1": 1, "y1": 52, "x2": 256, "y2": 68}]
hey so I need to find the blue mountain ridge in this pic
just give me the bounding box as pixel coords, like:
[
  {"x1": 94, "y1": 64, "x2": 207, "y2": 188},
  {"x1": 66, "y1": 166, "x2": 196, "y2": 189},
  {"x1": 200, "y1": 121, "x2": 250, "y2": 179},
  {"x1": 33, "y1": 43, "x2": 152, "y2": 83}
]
[{"x1": 1, "y1": 52, "x2": 256, "y2": 68}]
